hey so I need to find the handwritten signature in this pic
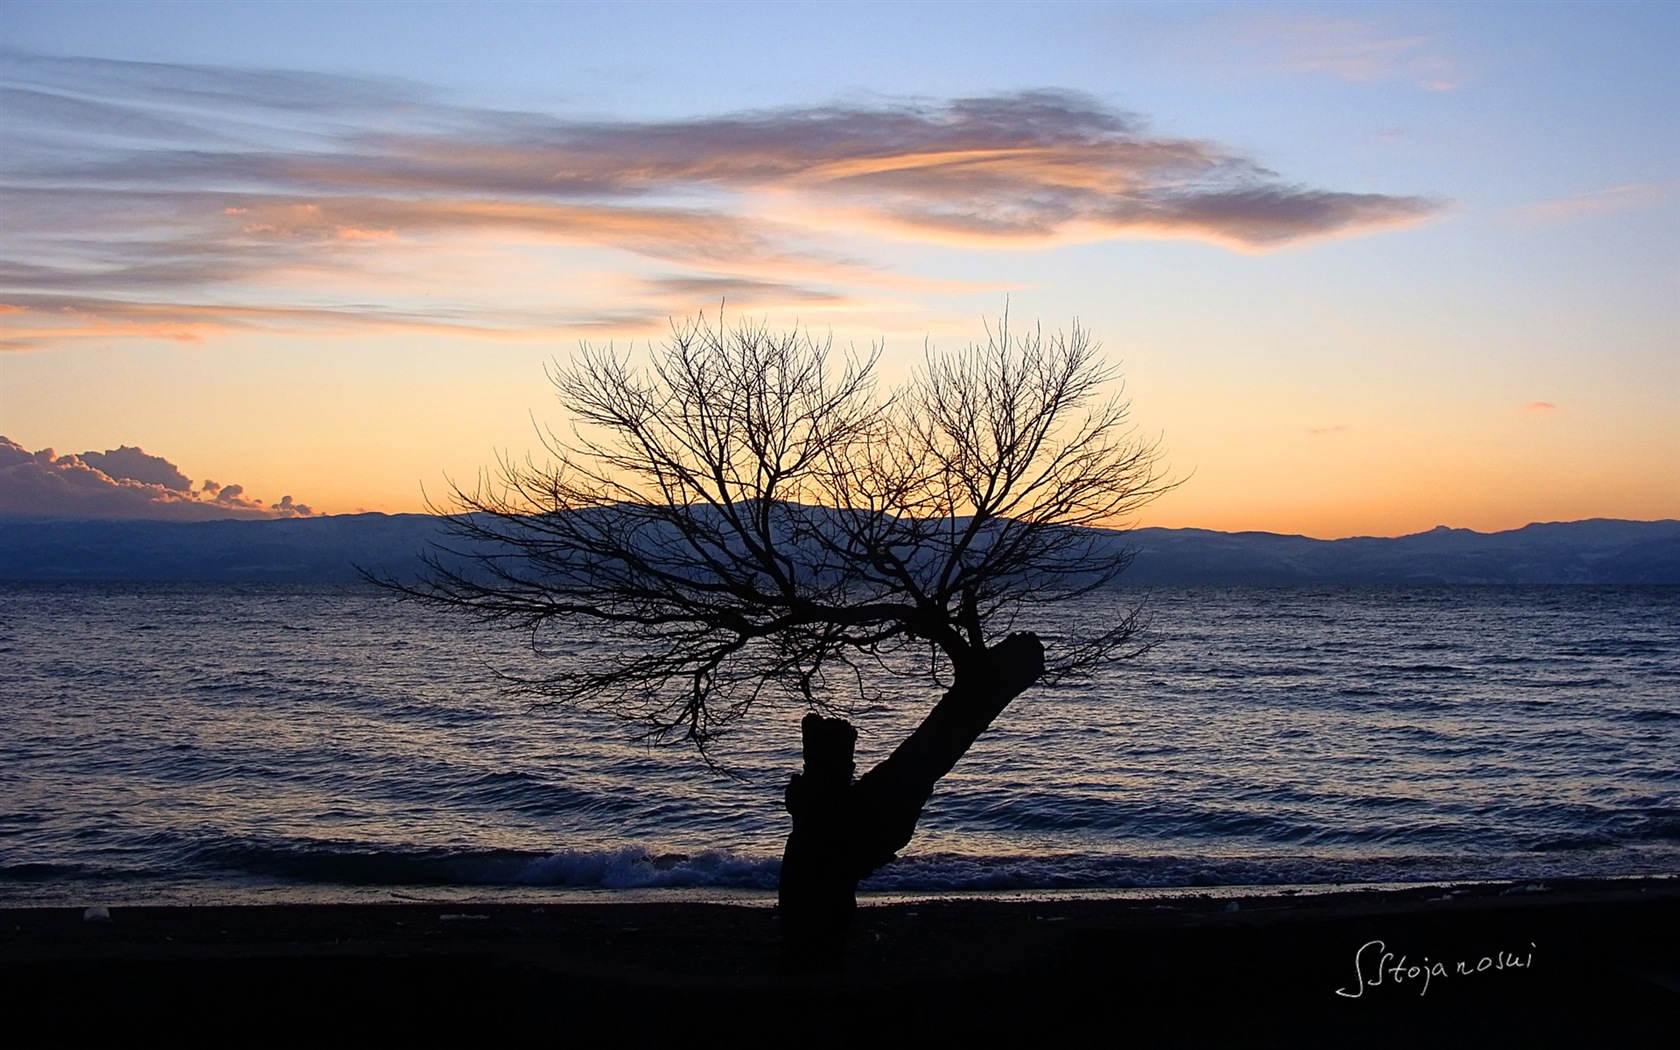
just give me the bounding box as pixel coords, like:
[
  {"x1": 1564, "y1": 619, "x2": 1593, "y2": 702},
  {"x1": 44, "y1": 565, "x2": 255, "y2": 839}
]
[{"x1": 1335, "y1": 939, "x2": 1535, "y2": 998}]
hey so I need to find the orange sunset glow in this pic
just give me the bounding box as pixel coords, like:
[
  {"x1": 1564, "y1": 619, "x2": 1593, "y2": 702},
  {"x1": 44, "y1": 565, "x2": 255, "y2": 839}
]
[{"x1": 1, "y1": 3, "x2": 1674, "y2": 538}]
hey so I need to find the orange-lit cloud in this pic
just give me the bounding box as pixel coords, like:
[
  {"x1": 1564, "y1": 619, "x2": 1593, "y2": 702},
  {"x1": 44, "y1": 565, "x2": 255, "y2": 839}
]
[
  {"x1": 1522, "y1": 401, "x2": 1558, "y2": 413},
  {"x1": 0, "y1": 436, "x2": 314, "y2": 520},
  {"x1": 0, "y1": 295, "x2": 464, "y2": 347},
  {"x1": 1, "y1": 54, "x2": 1444, "y2": 350}
]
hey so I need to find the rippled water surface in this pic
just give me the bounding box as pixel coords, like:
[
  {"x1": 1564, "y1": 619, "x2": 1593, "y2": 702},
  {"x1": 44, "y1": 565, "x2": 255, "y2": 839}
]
[{"x1": 2, "y1": 583, "x2": 1675, "y2": 904}]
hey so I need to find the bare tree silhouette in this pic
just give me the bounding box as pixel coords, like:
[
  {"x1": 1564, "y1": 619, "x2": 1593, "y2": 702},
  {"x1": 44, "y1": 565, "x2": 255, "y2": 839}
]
[{"x1": 399, "y1": 310, "x2": 1170, "y2": 970}]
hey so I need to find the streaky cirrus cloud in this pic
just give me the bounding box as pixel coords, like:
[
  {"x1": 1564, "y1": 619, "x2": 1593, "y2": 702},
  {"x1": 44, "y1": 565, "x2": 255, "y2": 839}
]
[
  {"x1": 1509, "y1": 183, "x2": 1670, "y2": 226},
  {"x1": 0, "y1": 436, "x2": 314, "y2": 520},
  {"x1": 1222, "y1": 12, "x2": 1465, "y2": 90},
  {"x1": 0, "y1": 51, "x2": 1443, "y2": 350}
]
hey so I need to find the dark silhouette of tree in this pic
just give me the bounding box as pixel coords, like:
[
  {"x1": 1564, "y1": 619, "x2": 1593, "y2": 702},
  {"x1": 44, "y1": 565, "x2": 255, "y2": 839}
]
[{"x1": 403, "y1": 310, "x2": 1169, "y2": 970}]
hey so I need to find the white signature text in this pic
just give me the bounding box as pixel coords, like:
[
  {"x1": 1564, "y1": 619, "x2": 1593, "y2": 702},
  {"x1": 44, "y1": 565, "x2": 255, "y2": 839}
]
[{"x1": 1335, "y1": 939, "x2": 1536, "y2": 998}]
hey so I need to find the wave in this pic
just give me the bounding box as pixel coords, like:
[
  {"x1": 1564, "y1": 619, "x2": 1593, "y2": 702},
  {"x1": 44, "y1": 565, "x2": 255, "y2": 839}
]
[
  {"x1": 12, "y1": 834, "x2": 1680, "y2": 899},
  {"x1": 177, "y1": 838, "x2": 783, "y2": 890}
]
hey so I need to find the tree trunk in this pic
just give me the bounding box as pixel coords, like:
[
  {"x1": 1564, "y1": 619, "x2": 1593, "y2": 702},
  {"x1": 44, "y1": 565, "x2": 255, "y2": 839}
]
[{"x1": 777, "y1": 632, "x2": 1046, "y2": 972}]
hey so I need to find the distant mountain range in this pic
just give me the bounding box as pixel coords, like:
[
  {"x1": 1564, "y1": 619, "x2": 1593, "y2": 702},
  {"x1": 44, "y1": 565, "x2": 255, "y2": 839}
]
[{"x1": 1, "y1": 514, "x2": 1677, "y2": 586}]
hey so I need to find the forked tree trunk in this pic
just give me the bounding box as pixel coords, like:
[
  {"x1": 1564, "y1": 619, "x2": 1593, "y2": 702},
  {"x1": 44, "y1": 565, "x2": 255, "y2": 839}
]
[{"x1": 777, "y1": 632, "x2": 1046, "y2": 972}]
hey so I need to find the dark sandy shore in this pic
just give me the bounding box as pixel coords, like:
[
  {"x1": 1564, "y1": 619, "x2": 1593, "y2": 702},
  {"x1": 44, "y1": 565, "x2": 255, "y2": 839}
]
[{"x1": 5, "y1": 878, "x2": 1676, "y2": 1044}]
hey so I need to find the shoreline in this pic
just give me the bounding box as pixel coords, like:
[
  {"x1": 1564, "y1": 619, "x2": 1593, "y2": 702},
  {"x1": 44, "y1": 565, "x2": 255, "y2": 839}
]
[
  {"x1": 8, "y1": 876, "x2": 1675, "y2": 1041},
  {"x1": 12, "y1": 868, "x2": 1678, "y2": 910}
]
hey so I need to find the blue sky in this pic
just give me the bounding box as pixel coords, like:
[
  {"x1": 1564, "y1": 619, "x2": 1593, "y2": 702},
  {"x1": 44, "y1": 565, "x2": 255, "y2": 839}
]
[{"x1": 2, "y1": 1, "x2": 1675, "y2": 535}]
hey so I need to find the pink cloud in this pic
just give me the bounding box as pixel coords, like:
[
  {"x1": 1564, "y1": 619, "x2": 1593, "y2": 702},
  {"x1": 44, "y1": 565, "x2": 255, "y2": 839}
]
[
  {"x1": 1226, "y1": 13, "x2": 1464, "y2": 90},
  {"x1": 0, "y1": 436, "x2": 314, "y2": 520},
  {"x1": 0, "y1": 57, "x2": 1446, "y2": 351},
  {"x1": 1511, "y1": 183, "x2": 1668, "y2": 225}
]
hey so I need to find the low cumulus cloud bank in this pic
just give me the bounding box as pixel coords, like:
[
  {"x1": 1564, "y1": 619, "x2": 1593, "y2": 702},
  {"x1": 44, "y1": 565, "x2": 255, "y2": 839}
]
[
  {"x1": 0, "y1": 52, "x2": 1444, "y2": 348},
  {"x1": 0, "y1": 436, "x2": 314, "y2": 520}
]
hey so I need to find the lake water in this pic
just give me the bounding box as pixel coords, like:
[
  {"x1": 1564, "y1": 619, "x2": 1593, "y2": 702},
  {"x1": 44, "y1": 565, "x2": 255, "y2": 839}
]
[{"x1": 2, "y1": 582, "x2": 1675, "y2": 905}]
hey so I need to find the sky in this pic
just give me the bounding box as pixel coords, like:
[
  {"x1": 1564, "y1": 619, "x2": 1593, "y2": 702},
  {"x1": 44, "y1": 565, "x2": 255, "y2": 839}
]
[{"x1": 1, "y1": 0, "x2": 1675, "y2": 538}]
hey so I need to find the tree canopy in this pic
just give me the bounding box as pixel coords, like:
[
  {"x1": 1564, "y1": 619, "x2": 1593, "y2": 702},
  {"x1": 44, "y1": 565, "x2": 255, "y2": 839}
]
[{"x1": 410, "y1": 311, "x2": 1169, "y2": 752}]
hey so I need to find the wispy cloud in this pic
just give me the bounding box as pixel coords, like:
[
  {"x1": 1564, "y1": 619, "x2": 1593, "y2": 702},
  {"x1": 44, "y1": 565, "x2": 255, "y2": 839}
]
[
  {"x1": 1522, "y1": 401, "x2": 1558, "y2": 414},
  {"x1": 1, "y1": 52, "x2": 1443, "y2": 350},
  {"x1": 1510, "y1": 183, "x2": 1669, "y2": 225},
  {"x1": 1228, "y1": 13, "x2": 1464, "y2": 90}
]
